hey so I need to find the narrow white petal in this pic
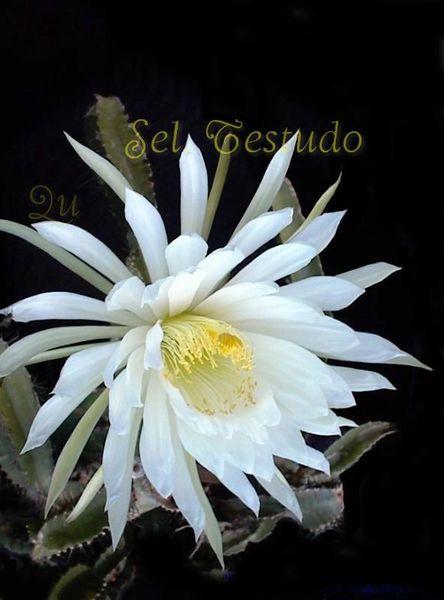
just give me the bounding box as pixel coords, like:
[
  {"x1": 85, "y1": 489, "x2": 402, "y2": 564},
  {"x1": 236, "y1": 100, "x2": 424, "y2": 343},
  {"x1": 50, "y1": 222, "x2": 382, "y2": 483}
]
[
  {"x1": 233, "y1": 134, "x2": 297, "y2": 234},
  {"x1": 126, "y1": 347, "x2": 146, "y2": 407},
  {"x1": 165, "y1": 234, "x2": 208, "y2": 275},
  {"x1": 33, "y1": 221, "x2": 132, "y2": 283},
  {"x1": 169, "y1": 414, "x2": 206, "y2": 539},
  {"x1": 0, "y1": 326, "x2": 128, "y2": 377},
  {"x1": 337, "y1": 416, "x2": 358, "y2": 428},
  {"x1": 192, "y1": 246, "x2": 245, "y2": 305},
  {"x1": 106, "y1": 277, "x2": 156, "y2": 322},
  {"x1": 180, "y1": 136, "x2": 208, "y2": 235},
  {"x1": 141, "y1": 276, "x2": 174, "y2": 319},
  {"x1": 229, "y1": 243, "x2": 316, "y2": 285},
  {"x1": 231, "y1": 302, "x2": 359, "y2": 355},
  {"x1": 53, "y1": 342, "x2": 118, "y2": 397},
  {"x1": 248, "y1": 332, "x2": 331, "y2": 418},
  {"x1": 219, "y1": 463, "x2": 260, "y2": 516},
  {"x1": 105, "y1": 410, "x2": 142, "y2": 548},
  {"x1": 322, "y1": 331, "x2": 430, "y2": 369},
  {"x1": 257, "y1": 468, "x2": 302, "y2": 520},
  {"x1": 294, "y1": 410, "x2": 342, "y2": 436},
  {"x1": 320, "y1": 366, "x2": 356, "y2": 409},
  {"x1": 22, "y1": 382, "x2": 103, "y2": 453},
  {"x1": 103, "y1": 409, "x2": 141, "y2": 508},
  {"x1": 176, "y1": 420, "x2": 225, "y2": 479},
  {"x1": 167, "y1": 270, "x2": 206, "y2": 316},
  {"x1": 195, "y1": 281, "x2": 278, "y2": 317},
  {"x1": 109, "y1": 370, "x2": 133, "y2": 435},
  {"x1": 267, "y1": 417, "x2": 330, "y2": 473},
  {"x1": 280, "y1": 276, "x2": 364, "y2": 311},
  {"x1": 125, "y1": 189, "x2": 169, "y2": 281},
  {"x1": 185, "y1": 452, "x2": 224, "y2": 567},
  {"x1": 332, "y1": 365, "x2": 395, "y2": 391},
  {"x1": 2, "y1": 292, "x2": 143, "y2": 327},
  {"x1": 65, "y1": 132, "x2": 132, "y2": 202},
  {"x1": 229, "y1": 208, "x2": 293, "y2": 256},
  {"x1": 339, "y1": 262, "x2": 401, "y2": 288},
  {"x1": 287, "y1": 210, "x2": 346, "y2": 254},
  {"x1": 139, "y1": 372, "x2": 175, "y2": 497},
  {"x1": 103, "y1": 326, "x2": 148, "y2": 388},
  {"x1": 67, "y1": 467, "x2": 104, "y2": 523},
  {"x1": 144, "y1": 321, "x2": 164, "y2": 369}
]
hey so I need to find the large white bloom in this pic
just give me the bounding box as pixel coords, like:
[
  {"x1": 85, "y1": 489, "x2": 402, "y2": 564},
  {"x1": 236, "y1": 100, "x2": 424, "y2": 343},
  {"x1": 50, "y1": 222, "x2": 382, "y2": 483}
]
[{"x1": 0, "y1": 132, "x2": 427, "y2": 566}]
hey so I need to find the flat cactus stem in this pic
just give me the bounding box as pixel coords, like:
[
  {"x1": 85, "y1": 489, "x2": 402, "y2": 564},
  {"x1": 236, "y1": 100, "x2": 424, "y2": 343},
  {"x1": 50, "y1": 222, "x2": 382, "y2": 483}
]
[
  {"x1": 93, "y1": 95, "x2": 156, "y2": 204},
  {"x1": 0, "y1": 343, "x2": 53, "y2": 498},
  {"x1": 32, "y1": 491, "x2": 108, "y2": 561}
]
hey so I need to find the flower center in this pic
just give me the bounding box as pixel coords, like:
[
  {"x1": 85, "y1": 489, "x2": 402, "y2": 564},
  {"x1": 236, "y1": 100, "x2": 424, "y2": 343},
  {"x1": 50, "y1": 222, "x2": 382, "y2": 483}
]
[{"x1": 161, "y1": 313, "x2": 256, "y2": 416}]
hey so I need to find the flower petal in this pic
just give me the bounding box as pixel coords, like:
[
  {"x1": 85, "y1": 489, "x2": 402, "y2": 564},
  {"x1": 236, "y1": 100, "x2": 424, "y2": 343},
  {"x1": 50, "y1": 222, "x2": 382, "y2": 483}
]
[
  {"x1": 144, "y1": 321, "x2": 164, "y2": 369},
  {"x1": 180, "y1": 136, "x2": 208, "y2": 235},
  {"x1": 32, "y1": 221, "x2": 132, "y2": 283},
  {"x1": 228, "y1": 300, "x2": 359, "y2": 354},
  {"x1": 192, "y1": 246, "x2": 245, "y2": 305},
  {"x1": 22, "y1": 360, "x2": 109, "y2": 454},
  {"x1": 228, "y1": 243, "x2": 316, "y2": 285},
  {"x1": 167, "y1": 269, "x2": 206, "y2": 316},
  {"x1": 109, "y1": 369, "x2": 134, "y2": 435},
  {"x1": 287, "y1": 210, "x2": 346, "y2": 254},
  {"x1": 53, "y1": 342, "x2": 118, "y2": 397},
  {"x1": 185, "y1": 452, "x2": 224, "y2": 567},
  {"x1": 279, "y1": 276, "x2": 364, "y2": 311},
  {"x1": 106, "y1": 277, "x2": 156, "y2": 322},
  {"x1": 104, "y1": 409, "x2": 142, "y2": 549},
  {"x1": 322, "y1": 331, "x2": 431, "y2": 369},
  {"x1": 2, "y1": 292, "x2": 143, "y2": 327},
  {"x1": 229, "y1": 208, "x2": 293, "y2": 256},
  {"x1": 220, "y1": 464, "x2": 260, "y2": 516},
  {"x1": 103, "y1": 409, "x2": 142, "y2": 508},
  {"x1": 125, "y1": 189, "x2": 169, "y2": 281},
  {"x1": 126, "y1": 347, "x2": 147, "y2": 407},
  {"x1": 165, "y1": 234, "x2": 208, "y2": 275},
  {"x1": 0, "y1": 325, "x2": 128, "y2": 377},
  {"x1": 103, "y1": 326, "x2": 148, "y2": 388},
  {"x1": 65, "y1": 132, "x2": 132, "y2": 202},
  {"x1": 257, "y1": 468, "x2": 302, "y2": 521},
  {"x1": 169, "y1": 414, "x2": 206, "y2": 540},
  {"x1": 331, "y1": 365, "x2": 395, "y2": 391},
  {"x1": 195, "y1": 281, "x2": 278, "y2": 317},
  {"x1": 267, "y1": 416, "x2": 330, "y2": 473},
  {"x1": 233, "y1": 134, "x2": 297, "y2": 234},
  {"x1": 139, "y1": 371, "x2": 175, "y2": 497},
  {"x1": 141, "y1": 276, "x2": 174, "y2": 319},
  {"x1": 339, "y1": 262, "x2": 401, "y2": 288}
]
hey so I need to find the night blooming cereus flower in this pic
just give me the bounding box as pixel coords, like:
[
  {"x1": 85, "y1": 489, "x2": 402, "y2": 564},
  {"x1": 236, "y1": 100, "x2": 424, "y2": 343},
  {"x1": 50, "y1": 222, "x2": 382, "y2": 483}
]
[{"x1": 0, "y1": 131, "x2": 428, "y2": 566}]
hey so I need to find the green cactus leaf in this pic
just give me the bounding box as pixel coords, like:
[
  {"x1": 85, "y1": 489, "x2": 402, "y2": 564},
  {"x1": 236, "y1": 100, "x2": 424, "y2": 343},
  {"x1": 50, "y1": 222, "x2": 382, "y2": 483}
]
[
  {"x1": 296, "y1": 485, "x2": 344, "y2": 533},
  {"x1": 48, "y1": 564, "x2": 101, "y2": 600},
  {"x1": 325, "y1": 421, "x2": 396, "y2": 478},
  {"x1": 93, "y1": 95, "x2": 156, "y2": 203},
  {"x1": 0, "y1": 345, "x2": 53, "y2": 497},
  {"x1": 84, "y1": 95, "x2": 157, "y2": 282},
  {"x1": 32, "y1": 490, "x2": 108, "y2": 560},
  {"x1": 223, "y1": 512, "x2": 284, "y2": 556}
]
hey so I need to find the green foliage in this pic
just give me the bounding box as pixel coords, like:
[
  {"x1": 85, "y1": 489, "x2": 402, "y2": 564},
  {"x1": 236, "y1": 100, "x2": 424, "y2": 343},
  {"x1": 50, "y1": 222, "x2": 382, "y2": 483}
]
[{"x1": 32, "y1": 491, "x2": 108, "y2": 560}]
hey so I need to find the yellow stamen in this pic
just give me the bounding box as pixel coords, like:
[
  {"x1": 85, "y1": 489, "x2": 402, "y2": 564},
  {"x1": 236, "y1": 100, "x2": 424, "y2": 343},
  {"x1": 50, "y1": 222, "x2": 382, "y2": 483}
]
[{"x1": 161, "y1": 314, "x2": 256, "y2": 416}]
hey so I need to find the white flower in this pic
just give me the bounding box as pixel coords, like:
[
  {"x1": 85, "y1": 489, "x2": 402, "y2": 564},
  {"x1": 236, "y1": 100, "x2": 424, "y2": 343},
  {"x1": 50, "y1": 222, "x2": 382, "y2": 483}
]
[{"x1": 0, "y1": 132, "x2": 428, "y2": 567}]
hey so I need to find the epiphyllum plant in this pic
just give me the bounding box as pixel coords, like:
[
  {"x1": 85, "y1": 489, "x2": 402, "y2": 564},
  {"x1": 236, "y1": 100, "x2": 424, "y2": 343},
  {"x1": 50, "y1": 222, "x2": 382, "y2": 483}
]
[{"x1": 0, "y1": 132, "x2": 427, "y2": 566}]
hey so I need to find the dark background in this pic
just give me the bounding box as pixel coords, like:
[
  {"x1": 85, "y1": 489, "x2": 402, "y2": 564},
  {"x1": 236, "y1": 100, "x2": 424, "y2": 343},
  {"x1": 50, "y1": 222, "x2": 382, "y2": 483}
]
[{"x1": 0, "y1": 1, "x2": 443, "y2": 598}]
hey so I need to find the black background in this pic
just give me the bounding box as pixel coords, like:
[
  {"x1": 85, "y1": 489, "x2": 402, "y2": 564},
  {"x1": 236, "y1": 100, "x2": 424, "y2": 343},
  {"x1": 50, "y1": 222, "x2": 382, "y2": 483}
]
[{"x1": 0, "y1": 1, "x2": 443, "y2": 598}]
